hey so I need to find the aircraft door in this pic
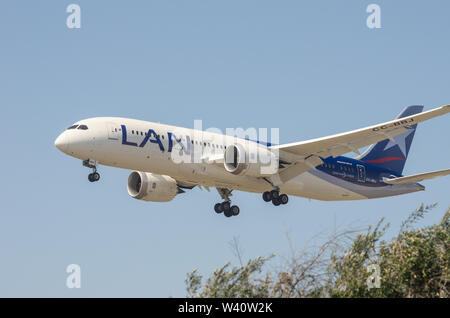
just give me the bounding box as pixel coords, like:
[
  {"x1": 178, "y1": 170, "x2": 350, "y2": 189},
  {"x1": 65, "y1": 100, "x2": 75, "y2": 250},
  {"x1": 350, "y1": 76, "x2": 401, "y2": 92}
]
[
  {"x1": 106, "y1": 122, "x2": 121, "y2": 140},
  {"x1": 357, "y1": 164, "x2": 366, "y2": 183}
]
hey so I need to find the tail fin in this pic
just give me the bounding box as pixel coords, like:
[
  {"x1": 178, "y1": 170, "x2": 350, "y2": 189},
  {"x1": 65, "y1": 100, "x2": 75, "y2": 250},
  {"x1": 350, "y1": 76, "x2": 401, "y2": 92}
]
[{"x1": 358, "y1": 105, "x2": 424, "y2": 175}]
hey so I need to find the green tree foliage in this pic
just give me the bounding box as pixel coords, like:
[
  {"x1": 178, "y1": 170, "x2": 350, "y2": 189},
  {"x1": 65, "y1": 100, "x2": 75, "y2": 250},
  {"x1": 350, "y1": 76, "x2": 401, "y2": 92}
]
[
  {"x1": 186, "y1": 256, "x2": 274, "y2": 298},
  {"x1": 186, "y1": 205, "x2": 449, "y2": 298}
]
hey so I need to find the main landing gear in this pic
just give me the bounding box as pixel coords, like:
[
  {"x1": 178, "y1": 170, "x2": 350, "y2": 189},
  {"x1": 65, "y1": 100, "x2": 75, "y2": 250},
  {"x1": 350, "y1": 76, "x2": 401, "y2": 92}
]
[
  {"x1": 214, "y1": 188, "x2": 240, "y2": 218},
  {"x1": 83, "y1": 159, "x2": 100, "y2": 183},
  {"x1": 262, "y1": 189, "x2": 289, "y2": 206}
]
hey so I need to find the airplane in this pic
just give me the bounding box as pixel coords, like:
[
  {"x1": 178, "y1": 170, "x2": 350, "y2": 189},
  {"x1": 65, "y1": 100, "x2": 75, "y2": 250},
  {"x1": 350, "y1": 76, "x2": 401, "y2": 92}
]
[{"x1": 55, "y1": 105, "x2": 450, "y2": 218}]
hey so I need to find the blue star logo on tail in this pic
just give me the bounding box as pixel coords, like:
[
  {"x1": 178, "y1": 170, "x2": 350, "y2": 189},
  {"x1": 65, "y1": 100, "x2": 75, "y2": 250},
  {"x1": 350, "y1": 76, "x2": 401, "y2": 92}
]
[{"x1": 383, "y1": 127, "x2": 415, "y2": 157}]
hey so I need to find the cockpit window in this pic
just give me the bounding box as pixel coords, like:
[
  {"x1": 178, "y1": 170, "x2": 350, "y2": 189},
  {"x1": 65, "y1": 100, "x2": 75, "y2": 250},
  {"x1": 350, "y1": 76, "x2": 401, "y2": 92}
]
[
  {"x1": 77, "y1": 125, "x2": 88, "y2": 130},
  {"x1": 67, "y1": 125, "x2": 78, "y2": 130}
]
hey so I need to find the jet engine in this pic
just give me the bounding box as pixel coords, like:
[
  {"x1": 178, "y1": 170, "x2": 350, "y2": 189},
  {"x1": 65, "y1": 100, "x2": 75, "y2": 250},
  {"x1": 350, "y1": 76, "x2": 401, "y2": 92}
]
[
  {"x1": 223, "y1": 143, "x2": 279, "y2": 177},
  {"x1": 127, "y1": 171, "x2": 183, "y2": 202}
]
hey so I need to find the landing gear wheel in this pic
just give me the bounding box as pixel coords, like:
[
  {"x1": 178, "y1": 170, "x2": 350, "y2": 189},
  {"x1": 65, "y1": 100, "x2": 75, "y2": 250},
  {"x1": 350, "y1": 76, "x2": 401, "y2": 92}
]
[
  {"x1": 214, "y1": 203, "x2": 223, "y2": 214},
  {"x1": 262, "y1": 191, "x2": 272, "y2": 202},
  {"x1": 221, "y1": 201, "x2": 231, "y2": 212},
  {"x1": 272, "y1": 197, "x2": 281, "y2": 206},
  {"x1": 224, "y1": 208, "x2": 233, "y2": 218},
  {"x1": 92, "y1": 172, "x2": 100, "y2": 182},
  {"x1": 271, "y1": 190, "x2": 280, "y2": 199},
  {"x1": 279, "y1": 194, "x2": 289, "y2": 205},
  {"x1": 88, "y1": 172, "x2": 100, "y2": 182},
  {"x1": 231, "y1": 205, "x2": 240, "y2": 216}
]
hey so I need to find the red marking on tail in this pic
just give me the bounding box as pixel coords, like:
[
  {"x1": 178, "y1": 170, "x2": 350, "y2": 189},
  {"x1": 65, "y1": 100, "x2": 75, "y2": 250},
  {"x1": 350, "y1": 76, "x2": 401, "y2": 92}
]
[{"x1": 364, "y1": 157, "x2": 406, "y2": 164}]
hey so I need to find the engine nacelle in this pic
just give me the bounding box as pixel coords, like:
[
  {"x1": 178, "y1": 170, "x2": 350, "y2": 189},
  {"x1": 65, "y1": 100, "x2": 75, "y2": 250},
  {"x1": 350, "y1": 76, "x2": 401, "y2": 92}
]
[
  {"x1": 223, "y1": 143, "x2": 279, "y2": 177},
  {"x1": 127, "y1": 171, "x2": 180, "y2": 202}
]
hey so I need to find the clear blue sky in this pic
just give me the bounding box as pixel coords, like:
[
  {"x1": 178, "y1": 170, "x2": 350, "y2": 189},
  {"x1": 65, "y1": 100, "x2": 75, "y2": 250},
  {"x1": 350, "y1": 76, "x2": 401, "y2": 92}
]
[{"x1": 1, "y1": 0, "x2": 449, "y2": 297}]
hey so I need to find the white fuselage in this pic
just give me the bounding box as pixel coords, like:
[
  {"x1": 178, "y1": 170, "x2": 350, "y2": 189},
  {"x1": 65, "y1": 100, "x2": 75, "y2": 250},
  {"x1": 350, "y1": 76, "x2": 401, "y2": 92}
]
[{"x1": 55, "y1": 117, "x2": 420, "y2": 201}]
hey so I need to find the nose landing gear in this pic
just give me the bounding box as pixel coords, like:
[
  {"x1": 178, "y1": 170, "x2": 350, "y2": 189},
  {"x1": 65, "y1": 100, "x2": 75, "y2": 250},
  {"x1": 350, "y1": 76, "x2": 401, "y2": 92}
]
[
  {"x1": 83, "y1": 159, "x2": 100, "y2": 183},
  {"x1": 88, "y1": 172, "x2": 100, "y2": 182}
]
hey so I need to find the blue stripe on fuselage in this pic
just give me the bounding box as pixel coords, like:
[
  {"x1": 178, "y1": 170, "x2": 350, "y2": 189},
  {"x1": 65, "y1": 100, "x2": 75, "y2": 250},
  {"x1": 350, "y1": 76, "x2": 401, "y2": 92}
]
[
  {"x1": 316, "y1": 156, "x2": 402, "y2": 187},
  {"x1": 311, "y1": 156, "x2": 423, "y2": 199}
]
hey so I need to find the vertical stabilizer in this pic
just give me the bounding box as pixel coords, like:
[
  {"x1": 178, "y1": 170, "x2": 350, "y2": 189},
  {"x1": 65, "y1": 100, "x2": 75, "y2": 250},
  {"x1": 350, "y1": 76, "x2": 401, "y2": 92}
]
[{"x1": 357, "y1": 105, "x2": 424, "y2": 175}]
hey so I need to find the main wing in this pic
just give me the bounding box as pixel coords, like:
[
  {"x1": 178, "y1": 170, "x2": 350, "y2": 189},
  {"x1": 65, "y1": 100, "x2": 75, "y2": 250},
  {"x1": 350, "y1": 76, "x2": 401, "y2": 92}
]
[{"x1": 270, "y1": 105, "x2": 449, "y2": 184}]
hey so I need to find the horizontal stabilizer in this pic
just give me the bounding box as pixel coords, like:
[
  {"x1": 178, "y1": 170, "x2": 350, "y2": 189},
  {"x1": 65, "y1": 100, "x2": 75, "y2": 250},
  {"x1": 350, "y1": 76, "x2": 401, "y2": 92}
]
[{"x1": 383, "y1": 169, "x2": 450, "y2": 185}]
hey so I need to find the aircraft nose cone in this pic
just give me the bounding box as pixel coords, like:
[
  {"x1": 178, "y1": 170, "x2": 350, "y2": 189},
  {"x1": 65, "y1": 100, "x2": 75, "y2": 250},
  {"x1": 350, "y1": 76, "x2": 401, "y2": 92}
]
[{"x1": 55, "y1": 133, "x2": 69, "y2": 152}]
